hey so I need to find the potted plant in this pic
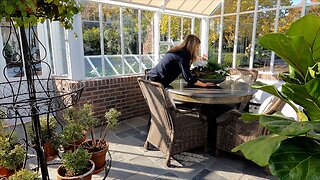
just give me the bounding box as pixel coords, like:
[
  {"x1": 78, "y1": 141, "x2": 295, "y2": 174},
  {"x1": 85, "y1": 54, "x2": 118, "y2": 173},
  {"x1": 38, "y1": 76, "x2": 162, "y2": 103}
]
[
  {"x1": 56, "y1": 147, "x2": 94, "y2": 180},
  {"x1": 81, "y1": 106, "x2": 121, "y2": 174},
  {"x1": 192, "y1": 61, "x2": 229, "y2": 84},
  {"x1": 59, "y1": 123, "x2": 85, "y2": 152},
  {"x1": 232, "y1": 14, "x2": 320, "y2": 179},
  {"x1": 9, "y1": 169, "x2": 40, "y2": 180},
  {"x1": 60, "y1": 104, "x2": 96, "y2": 152},
  {"x1": 0, "y1": 137, "x2": 26, "y2": 178},
  {"x1": 28, "y1": 116, "x2": 59, "y2": 161}
]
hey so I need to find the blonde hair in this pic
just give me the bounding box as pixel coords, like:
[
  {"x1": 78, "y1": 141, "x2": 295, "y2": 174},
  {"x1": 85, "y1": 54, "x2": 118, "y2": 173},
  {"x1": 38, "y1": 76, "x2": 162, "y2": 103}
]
[{"x1": 169, "y1": 34, "x2": 200, "y2": 61}]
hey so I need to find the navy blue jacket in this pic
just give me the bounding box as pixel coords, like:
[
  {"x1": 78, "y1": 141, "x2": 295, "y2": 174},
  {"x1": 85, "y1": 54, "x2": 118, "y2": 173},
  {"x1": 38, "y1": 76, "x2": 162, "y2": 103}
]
[{"x1": 148, "y1": 48, "x2": 197, "y2": 87}]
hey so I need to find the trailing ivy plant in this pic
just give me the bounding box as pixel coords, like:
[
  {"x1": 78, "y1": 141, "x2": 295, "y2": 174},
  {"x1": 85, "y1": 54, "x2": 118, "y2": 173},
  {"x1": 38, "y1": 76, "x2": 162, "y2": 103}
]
[
  {"x1": 232, "y1": 14, "x2": 320, "y2": 179},
  {"x1": 0, "y1": 0, "x2": 82, "y2": 29}
]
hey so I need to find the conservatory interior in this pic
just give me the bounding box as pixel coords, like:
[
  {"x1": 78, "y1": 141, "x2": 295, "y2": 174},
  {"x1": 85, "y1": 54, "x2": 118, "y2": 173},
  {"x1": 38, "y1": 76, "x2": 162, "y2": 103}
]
[{"x1": 0, "y1": 0, "x2": 320, "y2": 179}]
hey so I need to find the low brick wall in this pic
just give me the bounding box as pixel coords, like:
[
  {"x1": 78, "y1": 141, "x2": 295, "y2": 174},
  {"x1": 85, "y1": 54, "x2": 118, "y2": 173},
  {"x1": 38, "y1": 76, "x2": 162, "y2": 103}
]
[{"x1": 56, "y1": 75, "x2": 149, "y2": 122}]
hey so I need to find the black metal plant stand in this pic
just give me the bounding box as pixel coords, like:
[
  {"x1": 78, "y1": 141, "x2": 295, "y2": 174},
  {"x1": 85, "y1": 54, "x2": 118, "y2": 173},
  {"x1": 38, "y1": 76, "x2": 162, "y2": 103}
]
[{"x1": 0, "y1": 21, "x2": 83, "y2": 179}]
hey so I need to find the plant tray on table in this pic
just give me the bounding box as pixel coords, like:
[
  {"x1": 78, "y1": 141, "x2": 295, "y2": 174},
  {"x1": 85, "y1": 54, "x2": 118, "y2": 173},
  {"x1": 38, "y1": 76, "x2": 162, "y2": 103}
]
[{"x1": 192, "y1": 61, "x2": 229, "y2": 84}]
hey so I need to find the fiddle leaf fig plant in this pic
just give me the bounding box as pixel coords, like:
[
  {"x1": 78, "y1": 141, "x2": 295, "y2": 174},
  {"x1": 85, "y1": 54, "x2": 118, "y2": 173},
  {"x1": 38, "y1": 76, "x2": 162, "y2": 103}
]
[
  {"x1": 232, "y1": 14, "x2": 320, "y2": 179},
  {"x1": 0, "y1": 0, "x2": 82, "y2": 29}
]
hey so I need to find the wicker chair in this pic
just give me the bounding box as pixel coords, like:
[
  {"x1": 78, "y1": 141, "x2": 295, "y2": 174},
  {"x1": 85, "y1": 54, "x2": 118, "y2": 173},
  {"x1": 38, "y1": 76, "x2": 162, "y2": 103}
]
[
  {"x1": 228, "y1": 68, "x2": 259, "y2": 85},
  {"x1": 137, "y1": 78, "x2": 208, "y2": 166},
  {"x1": 215, "y1": 96, "x2": 286, "y2": 155}
]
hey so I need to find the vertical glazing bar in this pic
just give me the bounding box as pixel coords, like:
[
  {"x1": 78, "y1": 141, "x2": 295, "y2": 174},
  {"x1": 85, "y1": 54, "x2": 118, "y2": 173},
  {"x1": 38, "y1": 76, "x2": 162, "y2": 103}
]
[
  {"x1": 270, "y1": 0, "x2": 281, "y2": 72},
  {"x1": 191, "y1": 17, "x2": 195, "y2": 34},
  {"x1": 138, "y1": 9, "x2": 142, "y2": 73},
  {"x1": 200, "y1": 18, "x2": 209, "y2": 57},
  {"x1": 99, "y1": 3, "x2": 105, "y2": 76},
  {"x1": 154, "y1": 11, "x2": 161, "y2": 64},
  {"x1": 120, "y1": 7, "x2": 125, "y2": 74},
  {"x1": 301, "y1": 0, "x2": 307, "y2": 17},
  {"x1": 180, "y1": 17, "x2": 184, "y2": 42},
  {"x1": 232, "y1": 0, "x2": 241, "y2": 68},
  {"x1": 249, "y1": 0, "x2": 259, "y2": 70},
  {"x1": 218, "y1": 0, "x2": 225, "y2": 64},
  {"x1": 168, "y1": 16, "x2": 171, "y2": 50},
  {"x1": 0, "y1": 24, "x2": 6, "y2": 81}
]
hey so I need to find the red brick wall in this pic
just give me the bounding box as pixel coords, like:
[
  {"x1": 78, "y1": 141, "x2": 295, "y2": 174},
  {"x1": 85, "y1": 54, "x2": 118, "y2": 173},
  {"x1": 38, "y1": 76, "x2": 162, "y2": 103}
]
[{"x1": 56, "y1": 75, "x2": 149, "y2": 122}]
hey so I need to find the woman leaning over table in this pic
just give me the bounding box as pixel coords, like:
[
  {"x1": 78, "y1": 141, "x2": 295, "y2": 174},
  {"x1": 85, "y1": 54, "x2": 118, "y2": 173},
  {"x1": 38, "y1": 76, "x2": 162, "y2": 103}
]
[{"x1": 148, "y1": 34, "x2": 214, "y2": 89}]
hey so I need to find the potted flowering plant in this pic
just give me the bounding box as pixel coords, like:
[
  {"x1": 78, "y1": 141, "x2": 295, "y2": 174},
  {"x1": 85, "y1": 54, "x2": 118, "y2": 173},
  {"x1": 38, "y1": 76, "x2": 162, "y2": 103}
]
[{"x1": 192, "y1": 61, "x2": 229, "y2": 83}]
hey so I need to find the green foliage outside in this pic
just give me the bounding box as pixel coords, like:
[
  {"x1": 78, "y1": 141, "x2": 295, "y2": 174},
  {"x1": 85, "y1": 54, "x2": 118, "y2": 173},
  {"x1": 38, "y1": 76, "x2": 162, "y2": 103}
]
[
  {"x1": 9, "y1": 169, "x2": 40, "y2": 180},
  {"x1": 61, "y1": 147, "x2": 92, "y2": 177},
  {"x1": 208, "y1": 51, "x2": 248, "y2": 67},
  {"x1": 232, "y1": 14, "x2": 320, "y2": 179}
]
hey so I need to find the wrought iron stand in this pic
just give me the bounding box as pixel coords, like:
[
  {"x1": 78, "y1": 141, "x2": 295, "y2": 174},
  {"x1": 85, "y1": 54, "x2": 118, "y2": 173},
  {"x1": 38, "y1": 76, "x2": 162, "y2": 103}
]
[{"x1": 0, "y1": 22, "x2": 83, "y2": 179}]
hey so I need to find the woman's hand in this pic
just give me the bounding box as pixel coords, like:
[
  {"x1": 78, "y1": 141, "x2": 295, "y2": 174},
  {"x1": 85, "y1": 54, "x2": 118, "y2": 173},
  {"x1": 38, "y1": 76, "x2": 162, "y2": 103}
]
[
  {"x1": 194, "y1": 80, "x2": 216, "y2": 87},
  {"x1": 197, "y1": 54, "x2": 208, "y2": 61}
]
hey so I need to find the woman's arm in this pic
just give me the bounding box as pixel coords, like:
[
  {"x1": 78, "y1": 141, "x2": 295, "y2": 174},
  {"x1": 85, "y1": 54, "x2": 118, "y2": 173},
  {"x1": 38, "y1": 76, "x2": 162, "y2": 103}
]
[{"x1": 194, "y1": 80, "x2": 215, "y2": 87}]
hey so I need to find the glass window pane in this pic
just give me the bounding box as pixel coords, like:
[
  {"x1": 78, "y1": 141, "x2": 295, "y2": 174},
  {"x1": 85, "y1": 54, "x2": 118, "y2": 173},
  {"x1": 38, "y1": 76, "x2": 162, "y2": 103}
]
[
  {"x1": 222, "y1": 16, "x2": 236, "y2": 66},
  {"x1": 103, "y1": 5, "x2": 121, "y2": 75},
  {"x1": 82, "y1": 3, "x2": 100, "y2": 56},
  {"x1": 236, "y1": 13, "x2": 254, "y2": 68},
  {"x1": 240, "y1": 0, "x2": 255, "y2": 12},
  {"x1": 123, "y1": 7, "x2": 138, "y2": 74},
  {"x1": 254, "y1": 11, "x2": 275, "y2": 72},
  {"x1": 141, "y1": 10, "x2": 154, "y2": 69},
  {"x1": 306, "y1": 4, "x2": 320, "y2": 15},
  {"x1": 209, "y1": 18, "x2": 220, "y2": 63}
]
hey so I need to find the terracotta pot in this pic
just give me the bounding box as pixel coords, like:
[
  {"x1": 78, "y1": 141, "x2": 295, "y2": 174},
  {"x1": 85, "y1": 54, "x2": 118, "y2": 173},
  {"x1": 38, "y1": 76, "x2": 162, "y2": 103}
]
[
  {"x1": 56, "y1": 160, "x2": 94, "y2": 180},
  {"x1": 82, "y1": 140, "x2": 109, "y2": 174},
  {"x1": 0, "y1": 163, "x2": 22, "y2": 178},
  {"x1": 43, "y1": 142, "x2": 58, "y2": 161},
  {"x1": 0, "y1": 166, "x2": 15, "y2": 178}
]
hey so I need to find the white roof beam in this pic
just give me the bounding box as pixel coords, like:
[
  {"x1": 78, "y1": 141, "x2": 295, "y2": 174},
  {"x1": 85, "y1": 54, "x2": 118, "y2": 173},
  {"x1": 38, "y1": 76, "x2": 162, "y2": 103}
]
[{"x1": 87, "y1": 0, "x2": 211, "y2": 18}]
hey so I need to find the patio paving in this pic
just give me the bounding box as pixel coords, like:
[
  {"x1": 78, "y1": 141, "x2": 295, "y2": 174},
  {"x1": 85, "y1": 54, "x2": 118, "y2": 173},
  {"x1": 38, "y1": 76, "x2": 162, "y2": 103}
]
[{"x1": 25, "y1": 114, "x2": 276, "y2": 179}]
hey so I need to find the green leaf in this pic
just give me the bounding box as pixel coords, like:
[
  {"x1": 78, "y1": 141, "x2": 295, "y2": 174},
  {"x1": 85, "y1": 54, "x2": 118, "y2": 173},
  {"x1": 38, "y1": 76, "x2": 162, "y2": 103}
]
[
  {"x1": 241, "y1": 113, "x2": 260, "y2": 122},
  {"x1": 269, "y1": 137, "x2": 320, "y2": 180},
  {"x1": 258, "y1": 114, "x2": 313, "y2": 136},
  {"x1": 4, "y1": 6, "x2": 14, "y2": 14},
  {"x1": 283, "y1": 79, "x2": 320, "y2": 120},
  {"x1": 232, "y1": 135, "x2": 287, "y2": 167},
  {"x1": 286, "y1": 14, "x2": 320, "y2": 63},
  {"x1": 250, "y1": 82, "x2": 297, "y2": 111},
  {"x1": 251, "y1": 81, "x2": 284, "y2": 99},
  {"x1": 278, "y1": 73, "x2": 303, "y2": 85},
  {"x1": 259, "y1": 33, "x2": 313, "y2": 78},
  {"x1": 306, "y1": 62, "x2": 320, "y2": 81}
]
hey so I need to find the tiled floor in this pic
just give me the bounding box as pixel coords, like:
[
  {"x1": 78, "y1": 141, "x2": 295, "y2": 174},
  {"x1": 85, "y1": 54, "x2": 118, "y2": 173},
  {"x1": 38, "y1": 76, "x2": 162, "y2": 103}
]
[{"x1": 30, "y1": 115, "x2": 275, "y2": 179}]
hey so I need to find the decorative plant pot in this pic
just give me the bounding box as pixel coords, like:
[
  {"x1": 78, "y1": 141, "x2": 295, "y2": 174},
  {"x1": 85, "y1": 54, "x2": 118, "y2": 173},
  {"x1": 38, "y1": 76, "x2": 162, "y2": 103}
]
[
  {"x1": 43, "y1": 142, "x2": 58, "y2": 161},
  {"x1": 82, "y1": 140, "x2": 109, "y2": 174},
  {"x1": 0, "y1": 163, "x2": 23, "y2": 178},
  {"x1": 56, "y1": 160, "x2": 95, "y2": 180},
  {"x1": 0, "y1": 166, "x2": 15, "y2": 178}
]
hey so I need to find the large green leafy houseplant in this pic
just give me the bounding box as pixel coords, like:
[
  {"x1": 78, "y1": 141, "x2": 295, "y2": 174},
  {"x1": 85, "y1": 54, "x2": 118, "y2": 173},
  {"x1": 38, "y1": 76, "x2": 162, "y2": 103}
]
[{"x1": 233, "y1": 14, "x2": 320, "y2": 179}]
